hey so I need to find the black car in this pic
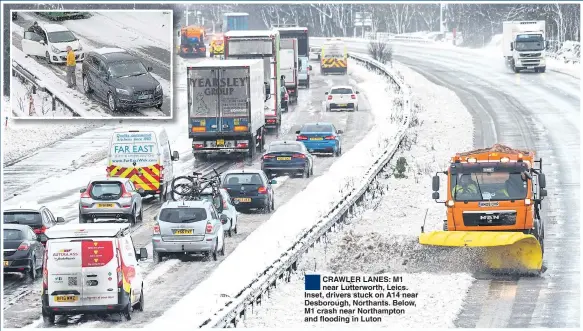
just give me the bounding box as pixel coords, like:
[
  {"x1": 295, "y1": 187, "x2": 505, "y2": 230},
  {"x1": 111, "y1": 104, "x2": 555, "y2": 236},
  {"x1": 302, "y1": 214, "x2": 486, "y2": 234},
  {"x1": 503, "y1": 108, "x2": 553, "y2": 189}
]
[
  {"x1": 3, "y1": 224, "x2": 45, "y2": 280},
  {"x1": 221, "y1": 169, "x2": 277, "y2": 213},
  {"x1": 3, "y1": 204, "x2": 65, "y2": 245},
  {"x1": 81, "y1": 48, "x2": 163, "y2": 112}
]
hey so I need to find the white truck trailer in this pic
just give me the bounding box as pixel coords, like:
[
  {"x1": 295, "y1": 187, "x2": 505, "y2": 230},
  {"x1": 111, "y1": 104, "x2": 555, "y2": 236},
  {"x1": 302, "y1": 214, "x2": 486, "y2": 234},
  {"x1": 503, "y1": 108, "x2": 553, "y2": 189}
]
[
  {"x1": 280, "y1": 38, "x2": 298, "y2": 104},
  {"x1": 187, "y1": 59, "x2": 266, "y2": 161},
  {"x1": 502, "y1": 21, "x2": 547, "y2": 73}
]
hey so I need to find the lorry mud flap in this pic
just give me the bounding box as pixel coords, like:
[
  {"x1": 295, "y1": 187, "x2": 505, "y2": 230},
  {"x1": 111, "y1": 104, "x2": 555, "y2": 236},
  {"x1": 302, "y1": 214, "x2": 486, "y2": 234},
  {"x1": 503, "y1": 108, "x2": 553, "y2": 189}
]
[{"x1": 419, "y1": 231, "x2": 542, "y2": 273}]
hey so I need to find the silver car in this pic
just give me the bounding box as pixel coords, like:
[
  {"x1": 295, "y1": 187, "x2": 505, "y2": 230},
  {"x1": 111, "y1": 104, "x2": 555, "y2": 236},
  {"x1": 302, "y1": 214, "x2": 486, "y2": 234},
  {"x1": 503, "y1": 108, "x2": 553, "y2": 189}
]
[
  {"x1": 152, "y1": 200, "x2": 227, "y2": 263},
  {"x1": 199, "y1": 188, "x2": 239, "y2": 237},
  {"x1": 79, "y1": 176, "x2": 144, "y2": 225}
]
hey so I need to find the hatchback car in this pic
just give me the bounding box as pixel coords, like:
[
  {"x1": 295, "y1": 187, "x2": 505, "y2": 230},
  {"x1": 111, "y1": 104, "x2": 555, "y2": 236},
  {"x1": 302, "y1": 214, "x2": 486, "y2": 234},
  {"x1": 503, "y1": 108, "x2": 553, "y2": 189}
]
[
  {"x1": 79, "y1": 176, "x2": 144, "y2": 224},
  {"x1": 221, "y1": 169, "x2": 277, "y2": 213},
  {"x1": 309, "y1": 46, "x2": 321, "y2": 61},
  {"x1": 325, "y1": 86, "x2": 360, "y2": 112},
  {"x1": 3, "y1": 224, "x2": 45, "y2": 280},
  {"x1": 3, "y1": 202, "x2": 65, "y2": 245},
  {"x1": 296, "y1": 122, "x2": 344, "y2": 156},
  {"x1": 262, "y1": 141, "x2": 314, "y2": 178},
  {"x1": 152, "y1": 200, "x2": 227, "y2": 263},
  {"x1": 280, "y1": 86, "x2": 289, "y2": 112},
  {"x1": 200, "y1": 188, "x2": 239, "y2": 237},
  {"x1": 81, "y1": 47, "x2": 164, "y2": 112},
  {"x1": 21, "y1": 23, "x2": 84, "y2": 64}
]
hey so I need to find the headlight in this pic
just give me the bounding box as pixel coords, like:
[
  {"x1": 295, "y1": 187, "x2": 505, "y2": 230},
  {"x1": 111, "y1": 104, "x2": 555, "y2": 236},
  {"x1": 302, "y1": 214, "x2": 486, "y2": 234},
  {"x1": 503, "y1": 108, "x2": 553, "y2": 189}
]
[
  {"x1": 51, "y1": 45, "x2": 59, "y2": 53},
  {"x1": 155, "y1": 84, "x2": 162, "y2": 92},
  {"x1": 116, "y1": 88, "x2": 130, "y2": 95}
]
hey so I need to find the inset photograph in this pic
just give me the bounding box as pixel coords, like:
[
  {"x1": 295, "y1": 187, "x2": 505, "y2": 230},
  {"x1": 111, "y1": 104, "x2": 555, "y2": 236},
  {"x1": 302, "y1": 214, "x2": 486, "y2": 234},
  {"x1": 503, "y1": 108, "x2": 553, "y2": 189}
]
[{"x1": 10, "y1": 10, "x2": 173, "y2": 119}]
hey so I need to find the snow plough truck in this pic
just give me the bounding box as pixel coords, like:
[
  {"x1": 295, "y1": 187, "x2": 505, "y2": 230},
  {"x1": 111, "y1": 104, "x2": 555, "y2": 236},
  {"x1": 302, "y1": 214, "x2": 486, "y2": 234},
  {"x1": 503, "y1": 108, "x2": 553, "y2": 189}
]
[{"x1": 420, "y1": 144, "x2": 547, "y2": 274}]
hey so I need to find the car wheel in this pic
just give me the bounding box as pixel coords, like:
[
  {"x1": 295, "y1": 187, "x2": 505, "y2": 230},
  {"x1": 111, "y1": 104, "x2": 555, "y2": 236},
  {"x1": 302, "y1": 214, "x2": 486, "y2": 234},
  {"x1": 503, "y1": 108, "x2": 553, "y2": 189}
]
[
  {"x1": 220, "y1": 237, "x2": 225, "y2": 256},
  {"x1": 138, "y1": 205, "x2": 144, "y2": 222},
  {"x1": 159, "y1": 184, "x2": 165, "y2": 202},
  {"x1": 45, "y1": 52, "x2": 52, "y2": 65},
  {"x1": 42, "y1": 310, "x2": 55, "y2": 325},
  {"x1": 129, "y1": 208, "x2": 137, "y2": 225},
  {"x1": 310, "y1": 164, "x2": 314, "y2": 175},
  {"x1": 108, "y1": 92, "x2": 118, "y2": 112},
  {"x1": 79, "y1": 212, "x2": 86, "y2": 223},
  {"x1": 227, "y1": 227, "x2": 232, "y2": 238},
  {"x1": 155, "y1": 102, "x2": 163, "y2": 109},
  {"x1": 28, "y1": 257, "x2": 37, "y2": 280},
  {"x1": 133, "y1": 289, "x2": 144, "y2": 312},
  {"x1": 82, "y1": 75, "x2": 92, "y2": 94},
  {"x1": 153, "y1": 250, "x2": 163, "y2": 263},
  {"x1": 212, "y1": 242, "x2": 218, "y2": 261},
  {"x1": 303, "y1": 165, "x2": 309, "y2": 178},
  {"x1": 123, "y1": 299, "x2": 132, "y2": 321},
  {"x1": 271, "y1": 196, "x2": 275, "y2": 211}
]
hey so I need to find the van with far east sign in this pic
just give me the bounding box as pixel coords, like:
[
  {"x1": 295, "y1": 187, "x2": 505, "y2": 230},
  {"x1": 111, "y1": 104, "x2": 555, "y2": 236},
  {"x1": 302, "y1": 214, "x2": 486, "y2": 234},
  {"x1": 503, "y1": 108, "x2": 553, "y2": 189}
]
[{"x1": 106, "y1": 128, "x2": 179, "y2": 201}]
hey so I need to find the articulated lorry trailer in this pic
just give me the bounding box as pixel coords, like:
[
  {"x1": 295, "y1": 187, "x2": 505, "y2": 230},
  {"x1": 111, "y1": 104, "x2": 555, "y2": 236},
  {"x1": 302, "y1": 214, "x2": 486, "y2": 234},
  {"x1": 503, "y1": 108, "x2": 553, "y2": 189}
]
[
  {"x1": 187, "y1": 60, "x2": 267, "y2": 161},
  {"x1": 503, "y1": 21, "x2": 547, "y2": 73},
  {"x1": 279, "y1": 38, "x2": 298, "y2": 104}
]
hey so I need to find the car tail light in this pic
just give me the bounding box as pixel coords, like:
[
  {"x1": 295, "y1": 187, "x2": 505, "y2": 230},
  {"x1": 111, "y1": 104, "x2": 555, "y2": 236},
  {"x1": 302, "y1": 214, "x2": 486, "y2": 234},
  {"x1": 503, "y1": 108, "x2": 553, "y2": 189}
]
[
  {"x1": 206, "y1": 222, "x2": 213, "y2": 234},
  {"x1": 159, "y1": 165, "x2": 165, "y2": 181},
  {"x1": 327, "y1": 95, "x2": 333, "y2": 100},
  {"x1": 17, "y1": 243, "x2": 29, "y2": 251},
  {"x1": 293, "y1": 154, "x2": 306, "y2": 159},
  {"x1": 284, "y1": 94, "x2": 288, "y2": 101},
  {"x1": 223, "y1": 200, "x2": 228, "y2": 209},
  {"x1": 80, "y1": 184, "x2": 92, "y2": 198},
  {"x1": 42, "y1": 250, "x2": 48, "y2": 290},
  {"x1": 236, "y1": 142, "x2": 248, "y2": 148},
  {"x1": 33, "y1": 226, "x2": 47, "y2": 234},
  {"x1": 153, "y1": 223, "x2": 161, "y2": 235},
  {"x1": 258, "y1": 186, "x2": 268, "y2": 194},
  {"x1": 193, "y1": 143, "x2": 204, "y2": 149},
  {"x1": 351, "y1": 94, "x2": 356, "y2": 99},
  {"x1": 296, "y1": 135, "x2": 308, "y2": 140},
  {"x1": 263, "y1": 154, "x2": 275, "y2": 160},
  {"x1": 121, "y1": 184, "x2": 132, "y2": 198},
  {"x1": 324, "y1": 136, "x2": 336, "y2": 140},
  {"x1": 117, "y1": 266, "x2": 123, "y2": 288}
]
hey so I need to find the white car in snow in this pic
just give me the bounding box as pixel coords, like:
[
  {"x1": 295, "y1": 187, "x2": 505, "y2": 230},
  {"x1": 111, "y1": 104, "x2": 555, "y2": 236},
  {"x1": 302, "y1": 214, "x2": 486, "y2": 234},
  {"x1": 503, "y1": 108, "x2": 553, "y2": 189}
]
[
  {"x1": 309, "y1": 46, "x2": 321, "y2": 61},
  {"x1": 21, "y1": 23, "x2": 84, "y2": 64},
  {"x1": 325, "y1": 85, "x2": 360, "y2": 112}
]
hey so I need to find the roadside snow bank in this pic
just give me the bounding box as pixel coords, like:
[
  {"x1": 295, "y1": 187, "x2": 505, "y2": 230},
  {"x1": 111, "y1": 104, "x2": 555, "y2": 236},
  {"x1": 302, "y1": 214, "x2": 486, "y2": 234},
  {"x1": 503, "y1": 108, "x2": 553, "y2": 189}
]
[
  {"x1": 148, "y1": 62, "x2": 404, "y2": 328},
  {"x1": 241, "y1": 61, "x2": 475, "y2": 328}
]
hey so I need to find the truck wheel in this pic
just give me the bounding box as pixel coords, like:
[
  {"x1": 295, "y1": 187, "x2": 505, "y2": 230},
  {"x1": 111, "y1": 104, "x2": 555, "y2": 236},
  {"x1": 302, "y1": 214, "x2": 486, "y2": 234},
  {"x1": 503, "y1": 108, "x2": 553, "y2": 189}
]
[{"x1": 539, "y1": 67, "x2": 546, "y2": 73}]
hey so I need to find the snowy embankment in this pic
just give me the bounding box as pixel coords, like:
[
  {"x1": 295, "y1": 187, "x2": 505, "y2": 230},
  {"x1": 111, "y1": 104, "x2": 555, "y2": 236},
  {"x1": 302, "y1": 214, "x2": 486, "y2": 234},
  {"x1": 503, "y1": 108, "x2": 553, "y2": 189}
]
[
  {"x1": 147, "y1": 62, "x2": 404, "y2": 328},
  {"x1": 241, "y1": 62, "x2": 476, "y2": 328}
]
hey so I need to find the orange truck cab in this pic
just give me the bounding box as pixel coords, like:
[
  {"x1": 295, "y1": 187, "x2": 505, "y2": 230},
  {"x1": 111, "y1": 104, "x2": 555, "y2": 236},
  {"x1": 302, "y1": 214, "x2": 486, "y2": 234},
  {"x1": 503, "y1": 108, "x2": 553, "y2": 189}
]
[
  {"x1": 210, "y1": 34, "x2": 224, "y2": 57},
  {"x1": 178, "y1": 26, "x2": 207, "y2": 57},
  {"x1": 421, "y1": 144, "x2": 548, "y2": 273}
]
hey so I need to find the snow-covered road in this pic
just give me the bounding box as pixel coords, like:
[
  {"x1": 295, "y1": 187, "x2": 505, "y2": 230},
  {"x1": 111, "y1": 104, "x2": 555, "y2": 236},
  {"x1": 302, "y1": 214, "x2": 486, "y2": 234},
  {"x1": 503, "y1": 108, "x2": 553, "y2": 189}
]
[
  {"x1": 10, "y1": 11, "x2": 172, "y2": 117},
  {"x1": 310, "y1": 37, "x2": 580, "y2": 327},
  {"x1": 2, "y1": 53, "x2": 376, "y2": 328}
]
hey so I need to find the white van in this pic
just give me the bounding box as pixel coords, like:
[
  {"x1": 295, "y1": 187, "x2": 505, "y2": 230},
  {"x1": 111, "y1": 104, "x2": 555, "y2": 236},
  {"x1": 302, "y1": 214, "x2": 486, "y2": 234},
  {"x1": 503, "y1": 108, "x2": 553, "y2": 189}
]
[
  {"x1": 106, "y1": 128, "x2": 180, "y2": 201},
  {"x1": 42, "y1": 223, "x2": 148, "y2": 323}
]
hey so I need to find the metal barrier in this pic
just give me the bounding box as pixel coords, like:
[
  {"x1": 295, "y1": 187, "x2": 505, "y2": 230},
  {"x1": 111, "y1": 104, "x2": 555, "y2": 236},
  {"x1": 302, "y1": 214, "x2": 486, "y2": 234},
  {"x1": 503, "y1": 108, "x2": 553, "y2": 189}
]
[{"x1": 196, "y1": 52, "x2": 412, "y2": 328}]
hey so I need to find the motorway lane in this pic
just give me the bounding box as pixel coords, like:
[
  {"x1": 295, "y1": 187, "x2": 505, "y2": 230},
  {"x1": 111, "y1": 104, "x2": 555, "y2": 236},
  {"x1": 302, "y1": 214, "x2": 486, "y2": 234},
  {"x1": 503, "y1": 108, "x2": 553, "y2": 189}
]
[
  {"x1": 2, "y1": 63, "x2": 374, "y2": 328},
  {"x1": 11, "y1": 13, "x2": 171, "y2": 117}
]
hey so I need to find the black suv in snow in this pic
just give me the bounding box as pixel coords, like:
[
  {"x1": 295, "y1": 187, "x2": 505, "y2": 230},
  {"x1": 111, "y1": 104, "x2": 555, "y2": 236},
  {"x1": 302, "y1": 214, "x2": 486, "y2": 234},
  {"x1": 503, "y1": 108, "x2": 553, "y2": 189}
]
[{"x1": 81, "y1": 48, "x2": 163, "y2": 112}]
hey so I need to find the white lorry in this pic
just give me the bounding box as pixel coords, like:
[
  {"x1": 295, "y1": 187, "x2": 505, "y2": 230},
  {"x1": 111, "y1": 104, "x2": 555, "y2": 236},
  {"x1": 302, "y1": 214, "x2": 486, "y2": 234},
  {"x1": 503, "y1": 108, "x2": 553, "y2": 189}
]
[
  {"x1": 280, "y1": 38, "x2": 298, "y2": 104},
  {"x1": 502, "y1": 21, "x2": 547, "y2": 73}
]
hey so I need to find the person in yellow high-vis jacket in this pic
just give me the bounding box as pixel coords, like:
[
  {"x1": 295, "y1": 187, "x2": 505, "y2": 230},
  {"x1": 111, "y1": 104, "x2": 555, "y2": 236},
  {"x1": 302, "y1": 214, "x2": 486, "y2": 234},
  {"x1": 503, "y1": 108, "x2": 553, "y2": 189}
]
[
  {"x1": 66, "y1": 46, "x2": 77, "y2": 88},
  {"x1": 452, "y1": 174, "x2": 479, "y2": 198}
]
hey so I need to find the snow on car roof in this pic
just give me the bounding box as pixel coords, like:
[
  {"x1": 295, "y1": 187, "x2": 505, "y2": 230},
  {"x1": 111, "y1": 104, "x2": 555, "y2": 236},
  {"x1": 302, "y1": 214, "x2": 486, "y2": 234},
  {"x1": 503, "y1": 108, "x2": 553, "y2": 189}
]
[
  {"x1": 226, "y1": 30, "x2": 277, "y2": 38},
  {"x1": 4, "y1": 201, "x2": 42, "y2": 211},
  {"x1": 224, "y1": 12, "x2": 249, "y2": 16},
  {"x1": 330, "y1": 85, "x2": 353, "y2": 90},
  {"x1": 92, "y1": 47, "x2": 128, "y2": 55},
  {"x1": 45, "y1": 223, "x2": 130, "y2": 239},
  {"x1": 41, "y1": 24, "x2": 70, "y2": 33}
]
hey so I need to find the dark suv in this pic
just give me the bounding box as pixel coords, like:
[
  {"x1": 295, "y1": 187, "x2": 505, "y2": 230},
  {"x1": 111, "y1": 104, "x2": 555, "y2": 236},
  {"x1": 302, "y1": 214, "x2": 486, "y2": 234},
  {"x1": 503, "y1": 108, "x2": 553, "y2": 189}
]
[
  {"x1": 81, "y1": 48, "x2": 163, "y2": 112},
  {"x1": 3, "y1": 203, "x2": 65, "y2": 245}
]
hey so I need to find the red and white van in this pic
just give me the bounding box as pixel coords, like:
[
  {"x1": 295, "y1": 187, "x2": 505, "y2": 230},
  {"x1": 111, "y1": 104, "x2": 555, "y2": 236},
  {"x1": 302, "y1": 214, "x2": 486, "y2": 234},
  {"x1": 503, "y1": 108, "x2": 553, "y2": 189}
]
[{"x1": 42, "y1": 223, "x2": 147, "y2": 324}]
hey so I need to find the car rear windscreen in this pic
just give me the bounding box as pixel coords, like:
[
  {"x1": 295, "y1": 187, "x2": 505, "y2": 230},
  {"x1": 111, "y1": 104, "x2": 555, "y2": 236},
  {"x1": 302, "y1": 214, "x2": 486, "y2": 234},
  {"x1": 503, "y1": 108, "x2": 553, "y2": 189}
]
[
  {"x1": 3, "y1": 212, "x2": 42, "y2": 226},
  {"x1": 330, "y1": 88, "x2": 352, "y2": 94},
  {"x1": 4, "y1": 229, "x2": 23, "y2": 240},
  {"x1": 224, "y1": 173, "x2": 263, "y2": 185},
  {"x1": 159, "y1": 208, "x2": 207, "y2": 223},
  {"x1": 267, "y1": 144, "x2": 302, "y2": 153},
  {"x1": 91, "y1": 182, "x2": 122, "y2": 199},
  {"x1": 301, "y1": 125, "x2": 333, "y2": 133}
]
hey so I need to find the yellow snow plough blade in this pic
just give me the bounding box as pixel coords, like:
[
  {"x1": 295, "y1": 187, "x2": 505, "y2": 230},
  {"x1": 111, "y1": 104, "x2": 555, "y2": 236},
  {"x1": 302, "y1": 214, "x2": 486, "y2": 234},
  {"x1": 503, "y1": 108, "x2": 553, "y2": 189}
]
[{"x1": 419, "y1": 231, "x2": 542, "y2": 272}]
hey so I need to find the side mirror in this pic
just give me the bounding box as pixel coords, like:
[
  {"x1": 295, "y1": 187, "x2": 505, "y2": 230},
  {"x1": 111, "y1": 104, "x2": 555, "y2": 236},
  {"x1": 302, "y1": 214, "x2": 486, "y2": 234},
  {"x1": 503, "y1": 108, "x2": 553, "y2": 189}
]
[
  {"x1": 432, "y1": 175, "x2": 440, "y2": 191},
  {"x1": 56, "y1": 217, "x2": 65, "y2": 224},
  {"x1": 432, "y1": 192, "x2": 440, "y2": 200},
  {"x1": 510, "y1": 42, "x2": 513, "y2": 51},
  {"x1": 538, "y1": 173, "x2": 546, "y2": 188},
  {"x1": 138, "y1": 188, "x2": 145, "y2": 194},
  {"x1": 295, "y1": 130, "x2": 300, "y2": 134},
  {"x1": 39, "y1": 40, "x2": 45, "y2": 45},
  {"x1": 337, "y1": 129, "x2": 344, "y2": 134},
  {"x1": 355, "y1": 91, "x2": 360, "y2": 94},
  {"x1": 36, "y1": 235, "x2": 42, "y2": 242},
  {"x1": 219, "y1": 214, "x2": 229, "y2": 224},
  {"x1": 137, "y1": 247, "x2": 148, "y2": 260},
  {"x1": 540, "y1": 188, "x2": 547, "y2": 197},
  {"x1": 269, "y1": 179, "x2": 277, "y2": 185},
  {"x1": 80, "y1": 188, "x2": 87, "y2": 193},
  {"x1": 147, "y1": 66, "x2": 153, "y2": 72},
  {"x1": 172, "y1": 151, "x2": 180, "y2": 161},
  {"x1": 324, "y1": 92, "x2": 329, "y2": 95}
]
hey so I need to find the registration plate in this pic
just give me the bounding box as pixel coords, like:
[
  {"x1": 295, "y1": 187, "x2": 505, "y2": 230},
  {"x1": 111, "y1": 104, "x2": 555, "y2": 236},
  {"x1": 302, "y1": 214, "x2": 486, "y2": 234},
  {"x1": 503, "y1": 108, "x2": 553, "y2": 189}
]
[
  {"x1": 235, "y1": 198, "x2": 251, "y2": 203},
  {"x1": 277, "y1": 157, "x2": 291, "y2": 161},
  {"x1": 338, "y1": 104, "x2": 347, "y2": 106},
  {"x1": 4, "y1": 261, "x2": 8, "y2": 266},
  {"x1": 173, "y1": 229, "x2": 194, "y2": 235},
  {"x1": 216, "y1": 139, "x2": 225, "y2": 146},
  {"x1": 310, "y1": 137, "x2": 323, "y2": 141},
  {"x1": 97, "y1": 203, "x2": 115, "y2": 208},
  {"x1": 138, "y1": 94, "x2": 152, "y2": 100},
  {"x1": 54, "y1": 295, "x2": 79, "y2": 303}
]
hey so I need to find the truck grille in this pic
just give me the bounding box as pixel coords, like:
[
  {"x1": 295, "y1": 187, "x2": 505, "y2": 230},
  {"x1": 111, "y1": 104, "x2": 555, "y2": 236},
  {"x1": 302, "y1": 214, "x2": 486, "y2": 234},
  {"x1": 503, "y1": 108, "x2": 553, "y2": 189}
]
[
  {"x1": 519, "y1": 53, "x2": 542, "y2": 58},
  {"x1": 462, "y1": 211, "x2": 517, "y2": 226}
]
